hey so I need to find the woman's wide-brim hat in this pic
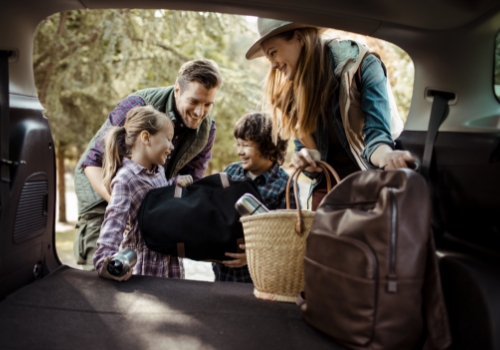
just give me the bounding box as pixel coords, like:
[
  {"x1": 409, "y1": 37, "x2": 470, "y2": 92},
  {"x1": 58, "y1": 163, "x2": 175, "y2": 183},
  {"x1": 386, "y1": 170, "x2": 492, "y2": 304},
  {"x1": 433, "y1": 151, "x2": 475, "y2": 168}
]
[{"x1": 246, "y1": 18, "x2": 327, "y2": 60}]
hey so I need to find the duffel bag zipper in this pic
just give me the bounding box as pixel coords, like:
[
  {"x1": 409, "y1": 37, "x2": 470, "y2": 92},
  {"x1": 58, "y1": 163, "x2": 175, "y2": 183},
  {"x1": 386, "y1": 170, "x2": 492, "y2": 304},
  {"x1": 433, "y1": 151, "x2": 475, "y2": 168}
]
[{"x1": 387, "y1": 188, "x2": 398, "y2": 293}]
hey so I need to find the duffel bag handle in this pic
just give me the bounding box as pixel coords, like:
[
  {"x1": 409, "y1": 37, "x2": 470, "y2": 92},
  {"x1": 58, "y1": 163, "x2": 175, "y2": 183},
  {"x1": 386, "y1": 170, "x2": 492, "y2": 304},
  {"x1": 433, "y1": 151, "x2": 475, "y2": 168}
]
[
  {"x1": 286, "y1": 160, "x2": 341, "y2": 235},
  {"x1": 174, "y1": 172, "x2": 230, "y2": 198}
]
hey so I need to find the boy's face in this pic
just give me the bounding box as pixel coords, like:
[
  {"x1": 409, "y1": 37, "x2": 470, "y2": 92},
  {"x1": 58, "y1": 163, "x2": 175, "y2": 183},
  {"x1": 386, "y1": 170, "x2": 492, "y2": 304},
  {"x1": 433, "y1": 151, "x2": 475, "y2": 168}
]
[{"x1": 235, "y1": 138, "x2": 273, "y2": 176}]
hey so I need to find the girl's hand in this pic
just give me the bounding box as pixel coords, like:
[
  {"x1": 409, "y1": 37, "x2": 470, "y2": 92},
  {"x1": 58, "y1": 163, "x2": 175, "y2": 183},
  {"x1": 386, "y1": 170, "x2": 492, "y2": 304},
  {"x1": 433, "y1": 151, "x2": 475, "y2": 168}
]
[
  {"x1": 222, "y1": 244, "x2": 247, "y2": 268},
  {"x1": 177, "y1": 175, "x2": 193, "y2": 187},
  {"x1": 98, "y1": 256, "x2": 133, "y2": 282},
  {"x1": 290, "y1": 148, "x2": 323, "y2": 173}
]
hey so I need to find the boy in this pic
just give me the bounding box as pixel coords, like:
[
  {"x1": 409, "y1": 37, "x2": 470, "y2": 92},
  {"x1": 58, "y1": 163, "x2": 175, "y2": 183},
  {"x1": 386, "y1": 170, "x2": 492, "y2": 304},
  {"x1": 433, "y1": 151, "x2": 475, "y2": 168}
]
[{"x1": 213, "y1": 112, "x2": 297, "y2": 283}]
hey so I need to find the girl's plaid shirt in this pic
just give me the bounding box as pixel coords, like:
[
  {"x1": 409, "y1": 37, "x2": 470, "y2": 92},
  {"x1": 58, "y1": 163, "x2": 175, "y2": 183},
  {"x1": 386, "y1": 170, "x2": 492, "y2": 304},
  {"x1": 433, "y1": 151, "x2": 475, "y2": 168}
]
[{"x1": 93, "y1": 157, "x2": 184, "y2": 278}]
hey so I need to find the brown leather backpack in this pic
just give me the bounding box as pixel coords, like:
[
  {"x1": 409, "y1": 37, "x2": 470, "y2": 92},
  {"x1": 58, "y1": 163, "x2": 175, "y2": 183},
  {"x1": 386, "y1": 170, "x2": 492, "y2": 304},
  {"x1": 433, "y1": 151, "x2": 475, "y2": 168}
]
[{"x1": 300, "y1": 169, "x2": 452, "y2": 350}]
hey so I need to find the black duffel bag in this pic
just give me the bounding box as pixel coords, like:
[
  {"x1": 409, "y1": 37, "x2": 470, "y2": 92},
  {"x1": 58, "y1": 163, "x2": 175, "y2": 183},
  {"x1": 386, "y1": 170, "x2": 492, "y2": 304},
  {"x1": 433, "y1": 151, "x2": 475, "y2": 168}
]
[{"x1": 138, "y1": 172, "x2": 263, "y2": 262}]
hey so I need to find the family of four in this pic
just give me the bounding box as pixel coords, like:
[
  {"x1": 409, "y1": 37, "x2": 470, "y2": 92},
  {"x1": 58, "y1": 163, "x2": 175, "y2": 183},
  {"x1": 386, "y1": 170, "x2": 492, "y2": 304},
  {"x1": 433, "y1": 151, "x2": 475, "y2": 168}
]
[{"x1": 73, "y1": 18, "x2": 415, "y2": 282}]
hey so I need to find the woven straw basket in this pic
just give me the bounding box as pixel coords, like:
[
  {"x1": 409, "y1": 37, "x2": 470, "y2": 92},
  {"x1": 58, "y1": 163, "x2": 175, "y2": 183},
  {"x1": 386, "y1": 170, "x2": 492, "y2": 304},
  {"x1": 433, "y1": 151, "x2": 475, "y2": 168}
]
[{"x1": 241, "y1": 161, "x2": 340, "y2": 303}]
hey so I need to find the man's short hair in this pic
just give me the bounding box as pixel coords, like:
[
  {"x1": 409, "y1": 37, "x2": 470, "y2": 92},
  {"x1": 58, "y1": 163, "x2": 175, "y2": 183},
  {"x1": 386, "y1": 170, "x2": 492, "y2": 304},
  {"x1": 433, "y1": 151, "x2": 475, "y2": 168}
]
[{"x1": 176, "y1": 59, "x2": 222, "y2": 92}]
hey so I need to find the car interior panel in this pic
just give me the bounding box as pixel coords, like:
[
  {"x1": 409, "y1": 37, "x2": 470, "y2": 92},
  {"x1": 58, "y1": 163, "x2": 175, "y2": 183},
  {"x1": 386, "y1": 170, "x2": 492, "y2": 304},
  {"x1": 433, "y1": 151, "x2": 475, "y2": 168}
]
[{"x1": 0, "y1": 0, "x2": 499, "y2": 349}]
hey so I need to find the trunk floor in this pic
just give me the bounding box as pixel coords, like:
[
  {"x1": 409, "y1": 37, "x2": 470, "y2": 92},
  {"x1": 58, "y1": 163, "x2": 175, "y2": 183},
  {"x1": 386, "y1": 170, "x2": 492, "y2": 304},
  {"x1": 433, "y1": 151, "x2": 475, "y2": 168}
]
[{"x1": 0, "y1": 266, "x2": 344, "y2": 349}]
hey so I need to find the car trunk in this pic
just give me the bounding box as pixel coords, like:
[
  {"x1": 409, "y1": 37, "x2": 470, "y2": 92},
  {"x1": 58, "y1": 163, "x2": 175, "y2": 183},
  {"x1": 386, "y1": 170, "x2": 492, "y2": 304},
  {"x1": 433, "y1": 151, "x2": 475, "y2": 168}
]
[
  {"x1": 0, "y1": 265, "x2": 345, "y2": 349},
  {"x1": 1, "y1": 1, "x2": 500, "y2": 349}
]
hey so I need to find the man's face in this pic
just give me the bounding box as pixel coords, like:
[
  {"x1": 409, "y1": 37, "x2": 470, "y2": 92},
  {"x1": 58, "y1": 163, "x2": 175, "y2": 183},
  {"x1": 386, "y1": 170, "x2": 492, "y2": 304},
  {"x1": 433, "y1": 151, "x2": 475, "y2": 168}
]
[{"x1": 174, "y1": 81, "x2": 218, "y2": 129}]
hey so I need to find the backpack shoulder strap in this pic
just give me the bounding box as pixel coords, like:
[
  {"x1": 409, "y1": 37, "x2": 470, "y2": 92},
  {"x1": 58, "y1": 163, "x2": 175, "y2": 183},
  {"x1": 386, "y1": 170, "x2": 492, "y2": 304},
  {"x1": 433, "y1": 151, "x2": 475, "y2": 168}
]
[
  {"x1": 355, "y1": 51, "x2": 385, "y2": 91},
  {"x1": 354, "y1": 51, "x2": 404, "y2": 140}
]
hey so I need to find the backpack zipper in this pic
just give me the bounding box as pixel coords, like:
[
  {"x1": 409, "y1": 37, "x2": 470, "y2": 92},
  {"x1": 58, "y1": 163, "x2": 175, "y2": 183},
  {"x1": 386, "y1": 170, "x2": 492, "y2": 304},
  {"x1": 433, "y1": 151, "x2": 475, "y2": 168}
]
[
  {"x1": 322, "y1": 201, "x2": 377, "y2": 210},
  {"x1": 387, "y1": 188, "x2": 398, "y2": 293}
]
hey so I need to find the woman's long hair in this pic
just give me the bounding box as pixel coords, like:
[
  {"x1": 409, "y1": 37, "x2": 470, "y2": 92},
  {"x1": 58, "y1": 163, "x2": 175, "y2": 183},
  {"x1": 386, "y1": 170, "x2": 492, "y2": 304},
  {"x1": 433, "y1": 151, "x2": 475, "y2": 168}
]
[
  {"x1": 102, "y1": 105, "x2": 172, "y2": 193},
  {"x1": 263, "y1": 28, "x2": 338, "y2": 141}
]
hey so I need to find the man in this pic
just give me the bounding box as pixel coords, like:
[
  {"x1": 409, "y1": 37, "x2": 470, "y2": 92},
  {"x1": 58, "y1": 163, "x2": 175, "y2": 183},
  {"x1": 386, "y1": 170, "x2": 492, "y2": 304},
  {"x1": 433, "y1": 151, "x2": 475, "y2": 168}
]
[{"x1": 74, "y1": 59, "x2": 222, "y2": 270}]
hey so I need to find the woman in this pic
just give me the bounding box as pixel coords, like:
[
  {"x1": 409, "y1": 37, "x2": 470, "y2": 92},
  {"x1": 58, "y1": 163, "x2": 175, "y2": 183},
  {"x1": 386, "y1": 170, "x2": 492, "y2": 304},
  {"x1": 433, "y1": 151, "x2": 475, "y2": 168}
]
[{"x1": 246, "y1": 18, "x2": 415, "y2": 209}]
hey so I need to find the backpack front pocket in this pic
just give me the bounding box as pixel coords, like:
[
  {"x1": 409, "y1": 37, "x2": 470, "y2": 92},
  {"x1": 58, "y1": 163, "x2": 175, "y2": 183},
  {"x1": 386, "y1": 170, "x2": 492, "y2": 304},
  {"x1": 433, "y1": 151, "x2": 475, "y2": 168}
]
[{"x1": 303, "y1": 231, "x2": 378, "y2": 346}]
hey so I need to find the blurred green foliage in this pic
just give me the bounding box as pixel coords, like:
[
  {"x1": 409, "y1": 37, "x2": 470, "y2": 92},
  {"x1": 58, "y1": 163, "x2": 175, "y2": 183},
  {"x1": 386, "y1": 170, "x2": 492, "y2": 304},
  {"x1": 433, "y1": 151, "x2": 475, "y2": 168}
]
[
  {"x1": 34, "y1": 9, "x2": 264, "y2": 173},
  {"x1": 34, "y1": 10, "x2": 415, "y2": 175},
  {"x1": 34, "y1": 10, "x2": 416, "y2": 221}
]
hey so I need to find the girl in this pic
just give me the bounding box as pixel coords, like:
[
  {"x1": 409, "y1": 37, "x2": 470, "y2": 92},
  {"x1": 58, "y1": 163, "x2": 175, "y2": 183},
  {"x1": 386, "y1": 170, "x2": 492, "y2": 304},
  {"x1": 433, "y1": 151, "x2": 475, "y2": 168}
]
[
  {"x1": 246, "y1": 18, "x2": 415, "y2": 209},
  {"x1": 93, "y1": 105, "x2": 192, "y2": 281}
]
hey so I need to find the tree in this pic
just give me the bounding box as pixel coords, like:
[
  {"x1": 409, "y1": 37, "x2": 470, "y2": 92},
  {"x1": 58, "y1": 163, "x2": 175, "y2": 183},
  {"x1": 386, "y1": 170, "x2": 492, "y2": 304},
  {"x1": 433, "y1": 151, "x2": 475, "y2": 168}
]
[
  {"x1": 33, "y1": 10, "x2": 263, "y2": 221},
  {"x1": 34, "y1": 12, "x2": 415, "y2": 223}
]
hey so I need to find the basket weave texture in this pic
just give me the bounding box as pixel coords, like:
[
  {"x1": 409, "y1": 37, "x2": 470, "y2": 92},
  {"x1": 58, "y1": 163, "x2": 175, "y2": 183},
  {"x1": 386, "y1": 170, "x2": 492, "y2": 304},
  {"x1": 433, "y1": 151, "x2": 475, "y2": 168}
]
[
  {"x1": 241, "y1": 210, "x2": 315, "y2": 302},
  {"x1": 240, "y1": 160, "x2": 340, "y2": 303}
]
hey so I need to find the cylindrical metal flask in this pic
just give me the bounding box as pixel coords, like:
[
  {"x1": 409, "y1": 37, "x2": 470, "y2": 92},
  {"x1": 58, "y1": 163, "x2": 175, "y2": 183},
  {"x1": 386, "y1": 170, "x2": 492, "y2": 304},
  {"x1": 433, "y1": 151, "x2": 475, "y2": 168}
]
[
  {"x1": 235, "y1": 193, "x2": 269, "y2": 216},
  {"x1": 107, "y1": 248, "x2": 138, "y2": 277}
]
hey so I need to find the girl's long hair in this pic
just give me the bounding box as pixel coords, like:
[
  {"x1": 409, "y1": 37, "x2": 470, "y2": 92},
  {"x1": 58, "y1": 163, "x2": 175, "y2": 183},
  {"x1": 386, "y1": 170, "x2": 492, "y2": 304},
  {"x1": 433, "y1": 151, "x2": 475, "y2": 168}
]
[
  {"x1": 263, "y1": 28, "x2": 338, "y2": 141},
  {"x1": 102, "y1": 105, "x2": 172, "y2": 193}
]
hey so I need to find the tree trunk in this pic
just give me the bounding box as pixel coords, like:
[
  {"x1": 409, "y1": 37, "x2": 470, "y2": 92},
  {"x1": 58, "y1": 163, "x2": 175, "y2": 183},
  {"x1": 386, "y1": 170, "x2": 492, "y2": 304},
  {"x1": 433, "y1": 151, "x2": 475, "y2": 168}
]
[{"x1": 57, "y1": 147, "x2": 67, "y2": 223}]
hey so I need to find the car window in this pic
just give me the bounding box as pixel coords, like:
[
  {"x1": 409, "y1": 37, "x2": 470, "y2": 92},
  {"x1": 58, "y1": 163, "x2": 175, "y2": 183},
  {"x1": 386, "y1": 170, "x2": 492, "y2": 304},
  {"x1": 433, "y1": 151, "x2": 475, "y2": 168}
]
[{"x1": 32, "y1": 10, "x2": 414, "y2": 273}]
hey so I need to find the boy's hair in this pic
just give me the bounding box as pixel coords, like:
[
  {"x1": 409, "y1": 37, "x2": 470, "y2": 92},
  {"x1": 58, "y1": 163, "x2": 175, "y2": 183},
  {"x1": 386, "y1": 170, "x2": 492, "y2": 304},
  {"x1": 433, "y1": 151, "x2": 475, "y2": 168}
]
[
  {"x1": 102, "y1": 105, "x2": 173, "y2": 192},
  {"x1": 234, "y1": 112, "x2": 288, "y2": 165},
  {"x1": 176, "y1": 59, "x2": 223, "y2": 92}
]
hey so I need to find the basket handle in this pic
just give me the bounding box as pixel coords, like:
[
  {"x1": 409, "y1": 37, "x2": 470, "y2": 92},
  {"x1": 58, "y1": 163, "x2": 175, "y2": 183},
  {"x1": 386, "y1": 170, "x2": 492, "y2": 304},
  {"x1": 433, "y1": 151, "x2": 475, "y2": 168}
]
[{"x1": 286, "y1": 160, "x2": 341, "y2": 235}]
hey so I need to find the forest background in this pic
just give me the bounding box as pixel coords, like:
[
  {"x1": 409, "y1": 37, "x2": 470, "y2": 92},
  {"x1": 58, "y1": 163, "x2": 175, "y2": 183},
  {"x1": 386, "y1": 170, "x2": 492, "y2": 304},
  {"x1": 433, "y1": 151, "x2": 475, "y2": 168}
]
[{"x1": 33, "y1": 9, "x2": 415, "y2": 224}]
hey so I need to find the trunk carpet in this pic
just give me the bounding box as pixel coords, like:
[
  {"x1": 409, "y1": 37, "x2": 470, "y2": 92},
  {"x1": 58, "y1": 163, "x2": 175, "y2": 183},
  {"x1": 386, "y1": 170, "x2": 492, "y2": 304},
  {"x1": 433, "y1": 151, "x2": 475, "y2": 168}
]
[{"x1": 0, "y1": 266, "x2": 344, "y2": 349}]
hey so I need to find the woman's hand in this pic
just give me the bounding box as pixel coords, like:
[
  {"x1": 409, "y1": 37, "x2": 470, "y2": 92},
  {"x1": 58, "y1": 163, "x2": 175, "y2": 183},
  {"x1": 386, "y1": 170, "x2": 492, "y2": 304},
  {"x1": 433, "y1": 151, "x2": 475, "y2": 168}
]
[
  {"x1": 98, "y1": 256, "x2": 133, "y2": 282},
  {"x1": 222, "y1": 244, "x2": 247, "y2": 268},
  {"x1": 290, "y1": 148, "x2": 323, "y2": 173},
  {"x1": 371, "y1": 144, "x2": 415, "y2": 170},
  {"x1": 177, "y1": 175, "x2": 193, "y2": 188},
  {"x1": 380, "y1": 150, "x2": 415, "y2": 170}
]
